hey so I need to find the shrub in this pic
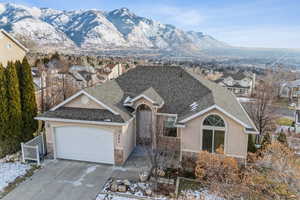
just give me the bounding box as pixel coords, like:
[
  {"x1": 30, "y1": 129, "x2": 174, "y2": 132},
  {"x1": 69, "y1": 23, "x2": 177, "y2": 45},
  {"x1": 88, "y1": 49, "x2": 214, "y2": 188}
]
[
  {"x1": 277, "y1": 131, "x2": 288, "y2": 145},
  {"x1": 195, "y1": 151, "x2": 239, "y2": 184}
]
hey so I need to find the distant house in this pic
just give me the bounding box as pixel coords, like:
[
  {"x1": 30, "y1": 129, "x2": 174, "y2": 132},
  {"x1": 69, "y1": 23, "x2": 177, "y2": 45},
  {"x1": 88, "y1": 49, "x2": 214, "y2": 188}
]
[
  {"x1": 68, "y1": 65, "x2": 99, "y2": 88},
  {"x1": 99, "y1": 63, "x2": 123, "y2": 81},
  {"x1": 215, "y1": 71, "x2": 256, "y2": 97},
  {"x1": 0, "y1": 29, "x2": 28, "y2": 66},
  {"x1": 280, "y1": 80, "x2": 300, "y2": 99}
]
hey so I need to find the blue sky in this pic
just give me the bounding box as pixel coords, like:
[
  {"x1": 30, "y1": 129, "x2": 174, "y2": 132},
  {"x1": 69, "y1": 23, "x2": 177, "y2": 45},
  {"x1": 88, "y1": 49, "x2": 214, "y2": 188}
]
[{"x1": 3, "y1": 0, "x2": 300, "y2": 48}]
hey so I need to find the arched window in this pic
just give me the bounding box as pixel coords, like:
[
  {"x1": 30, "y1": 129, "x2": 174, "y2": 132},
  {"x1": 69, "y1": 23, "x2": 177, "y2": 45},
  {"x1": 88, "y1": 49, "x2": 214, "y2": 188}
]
[{"x1": 202, "y1": 114, "x2": 225, "y2": 153}]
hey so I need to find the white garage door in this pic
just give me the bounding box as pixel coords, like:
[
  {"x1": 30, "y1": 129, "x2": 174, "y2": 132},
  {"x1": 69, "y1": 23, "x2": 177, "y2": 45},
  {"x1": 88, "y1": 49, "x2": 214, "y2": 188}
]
[{"x1": 54, "y1": 126, "x2": 114, "y2": 164}]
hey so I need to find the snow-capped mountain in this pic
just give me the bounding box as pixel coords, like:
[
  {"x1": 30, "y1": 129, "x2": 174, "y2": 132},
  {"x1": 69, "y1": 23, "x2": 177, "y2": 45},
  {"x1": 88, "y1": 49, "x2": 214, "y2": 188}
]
[{"x1": 0, "y1": 3, "x2": 229, "y2": 52}]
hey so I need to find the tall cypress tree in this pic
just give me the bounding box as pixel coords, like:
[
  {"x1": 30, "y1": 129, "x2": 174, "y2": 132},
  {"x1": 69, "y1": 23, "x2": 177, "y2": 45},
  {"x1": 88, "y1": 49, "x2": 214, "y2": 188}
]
[
  {"x1": 16, "y1": 58, "x2": 38, "y2": 141},
  {"x1": 247, "y1": 134, "x2": 257, "y2": 153},
  {"x1": 0, "y1": 64, "x2": 9, "y2": 157},
  {"x1": 5, "y1": 62, "x2": 22, "y2": 154}
]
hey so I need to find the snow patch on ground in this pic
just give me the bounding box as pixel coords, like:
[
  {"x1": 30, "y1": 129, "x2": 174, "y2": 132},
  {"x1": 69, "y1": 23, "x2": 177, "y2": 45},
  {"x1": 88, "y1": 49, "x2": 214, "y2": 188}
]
[
  {"x1": 61, "y1": 165, "x2": 97, "y2": 187},
  {"x1": 237, "y1": 97, "x2": 255, "y2": 103},
  {"x1": 96, "y1": 193, "x2": 166, "y2": 200},
  {"x1": 180, "y1": 190, "x2": 225, "y2": 200},
  {"x1": 97, "y1": 194, "x2": 139, "y2": 200},
  {"x1": 0, "y1": 162, "x2": 30, "y2": 192}
]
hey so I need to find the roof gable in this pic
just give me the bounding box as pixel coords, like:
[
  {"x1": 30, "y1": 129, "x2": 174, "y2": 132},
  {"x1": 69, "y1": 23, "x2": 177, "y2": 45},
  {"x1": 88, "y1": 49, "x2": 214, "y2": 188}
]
[
  {"x1": 50, "y1": 90, "x2": 119, "y2": 115},
  {"x1": 129, "y1": 87, "x2": 164, "y2": 107}
]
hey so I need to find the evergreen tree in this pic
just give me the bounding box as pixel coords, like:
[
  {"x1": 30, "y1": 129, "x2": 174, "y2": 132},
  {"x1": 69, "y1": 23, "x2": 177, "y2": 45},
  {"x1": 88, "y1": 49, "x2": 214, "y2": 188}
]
[
  {"x1": 16, "y1": 58, "x2": 38, "y2": 141},
  {"x1": 277, "y1": 131, "x2": 288, "y2": 145},
  {"x1": 0, "y1": 64, "x2": 8, "y2": 157},
  {"x1": 5, "y1": 62, "x2": 22, "y2": 154},
  {"x1": 248, "y1": 134, "x2": 257, "y2": 153},
  {"x1": 261, "y1": 132, "x2": 272, "y2": 149}
]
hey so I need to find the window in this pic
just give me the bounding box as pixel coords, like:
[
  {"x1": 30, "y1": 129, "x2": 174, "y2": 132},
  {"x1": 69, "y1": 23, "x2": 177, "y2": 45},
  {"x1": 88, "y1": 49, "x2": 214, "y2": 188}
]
[
  {"x1": 6, "y1": 43, "x2": 12, "y2": 49},
  {"x1": 163, "y1": 117, "x2": 177, "y2": 137},
  {"x1": 202, "y1": 115, "x2": 225, "y2": 153}
]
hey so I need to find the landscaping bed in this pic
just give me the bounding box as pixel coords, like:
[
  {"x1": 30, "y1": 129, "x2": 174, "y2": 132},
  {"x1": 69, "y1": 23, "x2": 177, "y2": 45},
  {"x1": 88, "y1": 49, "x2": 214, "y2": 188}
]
[
  {"x1": 177, "y1": 178, "x2": 225, "y2": 200},
  {"x1": 97, "y1": 178, "x2": 169, "y2": 200}
]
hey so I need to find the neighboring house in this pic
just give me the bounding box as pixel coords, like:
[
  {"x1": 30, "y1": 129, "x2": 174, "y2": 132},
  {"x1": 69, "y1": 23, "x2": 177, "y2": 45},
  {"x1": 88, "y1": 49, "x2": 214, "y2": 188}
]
[
  {"x1": 99, "y1": 63, "x2": 123, "y2": 81},
  {"x1": 0, "y1": 29, "x2": 28, "y2": 66},
  {"x1": 215, "y1": 71, "x2": 256, "y2": 97},
  {"x1": 280, "y1": 80, "x2": 300, "y2": 99},
  {"x1": 36, "y1": 66, "x2": 258, "y2": 165},
  {"x1": 68, "y1": 65, "x2": 99, "y2": 88}
]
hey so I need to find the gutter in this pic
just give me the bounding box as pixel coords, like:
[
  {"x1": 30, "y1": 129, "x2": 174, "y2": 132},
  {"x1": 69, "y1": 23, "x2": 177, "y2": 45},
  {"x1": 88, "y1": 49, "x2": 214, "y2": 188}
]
[{"x1": 35, "y1": 117, "x2": 127, "y2": 126}]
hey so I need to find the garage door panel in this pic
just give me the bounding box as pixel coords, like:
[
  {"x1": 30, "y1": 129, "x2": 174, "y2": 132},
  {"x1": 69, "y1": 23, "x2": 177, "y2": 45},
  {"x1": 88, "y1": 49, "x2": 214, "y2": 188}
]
[{"x1": 55, "y1": 126, "x2": 114, "y2": 164}]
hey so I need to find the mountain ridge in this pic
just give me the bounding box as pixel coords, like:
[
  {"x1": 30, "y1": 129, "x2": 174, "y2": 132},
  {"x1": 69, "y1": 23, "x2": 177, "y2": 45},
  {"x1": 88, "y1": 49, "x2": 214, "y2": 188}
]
[{"x1": 0, "y1": 3, "x2": 229, "y2": 52}]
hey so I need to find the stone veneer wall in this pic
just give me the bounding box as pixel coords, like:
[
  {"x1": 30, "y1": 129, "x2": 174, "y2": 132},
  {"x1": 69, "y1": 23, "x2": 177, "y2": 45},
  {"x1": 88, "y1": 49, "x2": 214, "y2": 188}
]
[
  {"x1": 46, "y1": 142, "x2": 54, "y2": 158},
  {"x1": 114, "y1": 149, "x2": 124, "y2": 165},
  {"x1": 156, "y1": 115, "x2": 181, "y2": 151}
]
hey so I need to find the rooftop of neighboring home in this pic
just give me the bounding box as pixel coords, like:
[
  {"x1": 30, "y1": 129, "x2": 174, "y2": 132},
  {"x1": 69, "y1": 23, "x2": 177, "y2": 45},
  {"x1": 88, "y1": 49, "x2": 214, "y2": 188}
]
[
  {"x1": 222, "y1": 71, "x2": 249, "y2": 80},
  {"x1": 39, "y1": 66, "x2": 257, "y2": 131},
  {"x1": 69, "y1": 65, "x2": 96, "y2": 73},
  {"x1": 282, "y1": 79, "x2": 300, "y2": 88},
  {"x1": 214, "y1": 71, "x2": 254, "y2": 89}
]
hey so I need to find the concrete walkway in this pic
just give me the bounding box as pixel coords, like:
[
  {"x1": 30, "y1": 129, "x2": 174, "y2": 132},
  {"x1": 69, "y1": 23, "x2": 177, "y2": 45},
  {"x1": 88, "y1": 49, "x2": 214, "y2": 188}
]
[{"x1": 2, "y1": 160, "x2": 113, "y2": 200}]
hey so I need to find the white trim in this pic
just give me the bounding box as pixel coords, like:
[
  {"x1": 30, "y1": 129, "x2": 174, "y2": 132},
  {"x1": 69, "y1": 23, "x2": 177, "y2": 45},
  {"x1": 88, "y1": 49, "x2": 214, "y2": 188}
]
[
  {"x1": 35, "y1": 117, "x2": 127, "y2": 126},
  {"x1": 131, "y1": 94, "x2": 156, "y2": 104},
  {"x1": 179, "y1": 104, "x2": 252, "y2": 129},
  {"x1": 156, "y1": 113, "x2": 177, "y2": 117},
  {"x1": 200, "y1": 112, "x2": 228, "y2": 154},
  {"x1": 181, "y1": 149, "x2": 200, "y2": 153},
  {"x1": 175, "y1": 124, "x2": 186, "y2": 128},
  {"x1": 50, "y1": 90, "x2": 119, "y2": 115},
  {"x1": 226, "y1": 154, "x2": 246, "y2": 159},
  {"x1": 244, "y1": 129, "x2": 259, "y2": 135},
  {"x1": 0, "y1": 29, "x2": 29, "y2": 52}
]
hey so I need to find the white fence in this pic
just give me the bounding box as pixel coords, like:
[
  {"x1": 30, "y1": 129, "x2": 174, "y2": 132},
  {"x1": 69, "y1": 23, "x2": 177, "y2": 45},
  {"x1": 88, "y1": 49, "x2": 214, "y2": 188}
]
[{"x1": 21, "y1": 135, "x2": 45, "y2": 165}]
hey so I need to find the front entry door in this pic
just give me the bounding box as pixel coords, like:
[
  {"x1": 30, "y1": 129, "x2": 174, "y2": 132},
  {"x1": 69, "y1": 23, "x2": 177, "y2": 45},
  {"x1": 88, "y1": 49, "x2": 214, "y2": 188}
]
[{"x1": 136, "y1": 104, "x2": 152, "y2": 146}]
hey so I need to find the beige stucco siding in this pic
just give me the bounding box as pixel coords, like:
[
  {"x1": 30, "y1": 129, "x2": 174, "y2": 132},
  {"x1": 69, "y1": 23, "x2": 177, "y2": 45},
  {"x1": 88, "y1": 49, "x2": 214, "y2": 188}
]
[
  {"x1": 122, "y1": 118, "x2": 136, "y2": 161},
  {"x1": 64, "y1": 94, "x2": 105, "y2": 109},
  {"x1": 0, "y1": 31, "x2": 26, "y2": 67},
  {"x1": 181, "y1": 108, "x2": 248, "y2": 158}
]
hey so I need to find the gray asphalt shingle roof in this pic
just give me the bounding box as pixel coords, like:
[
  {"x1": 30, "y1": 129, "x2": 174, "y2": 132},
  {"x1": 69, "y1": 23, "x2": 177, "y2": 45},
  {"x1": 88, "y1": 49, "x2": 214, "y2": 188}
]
[
  {"x1": 187, "y1": 71, "x2": 256, "y2": 129},
  {"x1": 40, "y1": 66, "x2": 256, "y2": 130},
  {"x1": 39, "y1": 107, "x2": 124, "y2": 123}
]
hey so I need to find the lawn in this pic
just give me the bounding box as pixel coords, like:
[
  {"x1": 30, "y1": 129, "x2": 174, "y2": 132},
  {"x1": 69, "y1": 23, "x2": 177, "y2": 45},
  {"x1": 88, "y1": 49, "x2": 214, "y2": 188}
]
[{"x1": 276, "y1": 117, "x2": 294, "y2": 126}]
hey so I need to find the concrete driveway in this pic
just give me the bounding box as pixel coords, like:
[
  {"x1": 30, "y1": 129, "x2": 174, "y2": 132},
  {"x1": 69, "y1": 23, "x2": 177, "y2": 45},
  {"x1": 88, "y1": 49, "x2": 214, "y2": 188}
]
[{"x1": 3, "y1": 160, "x2": 113, "y2": 200}]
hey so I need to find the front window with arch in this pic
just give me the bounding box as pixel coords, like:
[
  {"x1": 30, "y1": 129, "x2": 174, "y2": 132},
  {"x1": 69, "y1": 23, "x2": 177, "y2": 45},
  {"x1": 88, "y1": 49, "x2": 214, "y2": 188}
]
[{"x1": 202, "y1": 114, "x2": 225, "y2": 153}]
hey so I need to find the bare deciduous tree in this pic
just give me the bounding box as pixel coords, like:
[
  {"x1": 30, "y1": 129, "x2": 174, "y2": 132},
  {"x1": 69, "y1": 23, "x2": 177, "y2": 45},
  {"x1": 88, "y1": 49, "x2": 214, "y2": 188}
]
[
  {"x1": 244, "y1": 82, "x2": 277, "y2": 143},
  {"x1": 134, "y1": 108, "x2": 179, "y2": 193}
]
